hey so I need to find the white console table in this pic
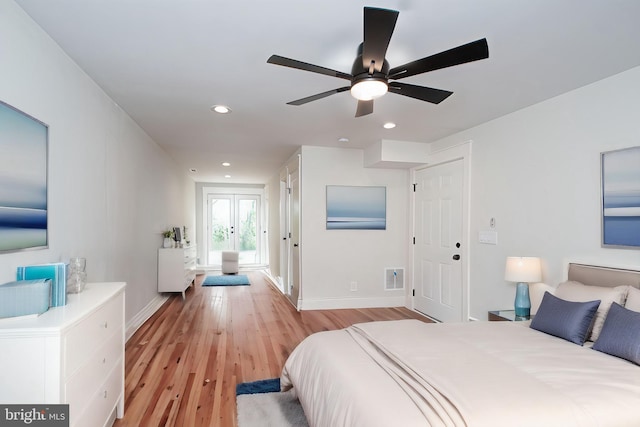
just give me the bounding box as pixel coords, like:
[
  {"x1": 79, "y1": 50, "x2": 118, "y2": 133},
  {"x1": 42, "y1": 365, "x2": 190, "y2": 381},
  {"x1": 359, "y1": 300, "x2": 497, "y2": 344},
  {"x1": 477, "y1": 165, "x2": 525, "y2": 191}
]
[
  {"x1": 158, "y1": 246, "x2": 197, "y2": 298},
  {"x1": 0, "y1": 282, "x2": 126, "y2": 427}
]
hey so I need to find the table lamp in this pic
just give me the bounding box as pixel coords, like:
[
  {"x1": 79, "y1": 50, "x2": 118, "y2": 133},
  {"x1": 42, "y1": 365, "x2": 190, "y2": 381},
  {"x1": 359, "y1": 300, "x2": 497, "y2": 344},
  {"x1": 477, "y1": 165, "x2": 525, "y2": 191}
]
[{"x1": 504, "y1": 256, "x2": 542, "y2": 318}]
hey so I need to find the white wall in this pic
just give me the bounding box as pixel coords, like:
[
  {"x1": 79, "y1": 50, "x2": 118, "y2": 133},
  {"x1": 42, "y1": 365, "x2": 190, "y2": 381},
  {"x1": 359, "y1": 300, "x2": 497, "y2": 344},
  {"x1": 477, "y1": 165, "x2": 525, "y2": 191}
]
[
  {"x1": 299, "y1": 146, "x2": 411, "y2": 309},
  {"x1": 1, "y1": 1, "x2": 195, "y2": 334},
  {"x1": 431, "y1": 66, "x2": 640, "y2": 320}
]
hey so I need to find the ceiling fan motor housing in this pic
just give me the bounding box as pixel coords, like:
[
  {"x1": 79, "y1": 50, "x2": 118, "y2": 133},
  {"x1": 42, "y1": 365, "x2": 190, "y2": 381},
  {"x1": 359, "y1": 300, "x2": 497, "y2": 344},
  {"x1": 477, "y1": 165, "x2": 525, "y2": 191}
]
[{"x1": 352, "y1": 42, "x2": 390, "y2": 84}]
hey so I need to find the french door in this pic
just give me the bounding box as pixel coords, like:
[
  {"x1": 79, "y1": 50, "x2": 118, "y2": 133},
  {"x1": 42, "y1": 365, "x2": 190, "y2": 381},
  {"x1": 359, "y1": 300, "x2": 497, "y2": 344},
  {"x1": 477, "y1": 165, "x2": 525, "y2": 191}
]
[{"x1": 206, "y1": 194, "x2": 261, "y2": 267}]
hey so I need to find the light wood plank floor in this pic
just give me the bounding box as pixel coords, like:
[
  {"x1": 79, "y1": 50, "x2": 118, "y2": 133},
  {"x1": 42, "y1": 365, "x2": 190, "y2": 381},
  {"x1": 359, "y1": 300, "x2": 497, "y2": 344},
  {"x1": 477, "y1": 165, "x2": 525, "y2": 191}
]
[{"x1": 113, "y1": 271, "x2": 430, "y2": 427}]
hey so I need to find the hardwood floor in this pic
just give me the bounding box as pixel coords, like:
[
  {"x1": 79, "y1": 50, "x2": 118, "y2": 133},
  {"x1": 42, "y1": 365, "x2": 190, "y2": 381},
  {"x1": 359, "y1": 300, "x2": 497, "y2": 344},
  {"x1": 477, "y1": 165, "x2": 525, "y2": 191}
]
[{"x1": 113, "y1": 271, "x2": 430, "y2": 427}]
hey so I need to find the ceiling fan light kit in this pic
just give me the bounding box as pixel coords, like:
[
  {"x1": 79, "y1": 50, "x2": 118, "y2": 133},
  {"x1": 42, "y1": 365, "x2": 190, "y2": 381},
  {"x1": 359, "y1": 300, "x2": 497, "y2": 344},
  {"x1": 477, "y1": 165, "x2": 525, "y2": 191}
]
[
  {"x1": 267, "y1": 6, "x2": 489, "y2": 117},
  {"x1": 350, "y1": 78, "x2": 388, "y2": 101}
]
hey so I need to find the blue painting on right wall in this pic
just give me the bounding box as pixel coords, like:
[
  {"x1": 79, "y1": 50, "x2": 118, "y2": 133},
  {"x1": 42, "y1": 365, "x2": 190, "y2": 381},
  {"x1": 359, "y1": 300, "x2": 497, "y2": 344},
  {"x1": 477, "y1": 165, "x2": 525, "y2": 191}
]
[{"x1": 601, "y1": 146, "x2": 640, "y2": 248}]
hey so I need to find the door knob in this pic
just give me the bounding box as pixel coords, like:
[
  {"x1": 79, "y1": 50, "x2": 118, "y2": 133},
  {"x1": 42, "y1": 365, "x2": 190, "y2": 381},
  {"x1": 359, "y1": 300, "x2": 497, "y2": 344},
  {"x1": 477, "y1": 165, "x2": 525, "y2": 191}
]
[
  {"x1": 293, "y1": 243, "x2": 299, "y2": 247},
  {"x1": 452, "y1": 254, "x2": 460, "y2": 260}
]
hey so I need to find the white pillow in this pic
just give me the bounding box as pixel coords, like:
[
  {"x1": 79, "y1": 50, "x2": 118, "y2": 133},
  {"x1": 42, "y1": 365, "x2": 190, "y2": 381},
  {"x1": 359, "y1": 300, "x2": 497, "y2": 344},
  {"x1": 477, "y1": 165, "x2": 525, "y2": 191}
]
[
  {"x1": 625, "y1": 286, "x2": 640, "y2": 312},
  {"x1": 529, "y1": 282, "x2": 556, "y2": 315},
  {"x1": 554, "y1": 281, "x2": 628, "y2": 341}
]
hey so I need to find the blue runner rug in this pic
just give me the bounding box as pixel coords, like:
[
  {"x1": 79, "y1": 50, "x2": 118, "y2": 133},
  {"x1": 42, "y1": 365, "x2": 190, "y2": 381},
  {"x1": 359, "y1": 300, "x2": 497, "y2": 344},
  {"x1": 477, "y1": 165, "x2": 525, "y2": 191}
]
[
  {"x1": 236, "y1": 378, "x2": 281, "y2": 395},
  {"x1": 202, "y1": 274, "x2": 250, "y2": 286}
]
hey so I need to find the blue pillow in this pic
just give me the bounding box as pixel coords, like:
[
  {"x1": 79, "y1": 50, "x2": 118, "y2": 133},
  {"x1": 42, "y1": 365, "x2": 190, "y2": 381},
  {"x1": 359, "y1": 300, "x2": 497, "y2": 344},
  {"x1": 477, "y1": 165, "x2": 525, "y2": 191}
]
[
  {"x1": 530, "y1": 292, "x2": 600, "y2": 345},
  {"x1": 593, "y1": 302, "x2": 640, "y2": 365}
]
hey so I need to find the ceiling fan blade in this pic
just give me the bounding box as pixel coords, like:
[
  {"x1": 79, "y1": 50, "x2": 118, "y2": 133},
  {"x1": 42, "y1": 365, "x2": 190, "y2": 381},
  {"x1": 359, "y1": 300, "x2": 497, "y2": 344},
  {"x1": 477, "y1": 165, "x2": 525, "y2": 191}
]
[
  {"x1": 388, "y1": 38, "x2": 489, "y2": 80},
  {"x1": 268, "y1": 55, "x2": 352, "y2": 80},
  {"x1": 355, "y1": 100, "x2": 374, "y2": 117},
  {"x1": 287, "y1": 87, "x2": 351, "y2": 106},
  {"x1": 362, "y1": 7, "x2": 399, "y2": 72},
  {"x1": 388, "y1": 82, "x2": 453, "y2": 104}
]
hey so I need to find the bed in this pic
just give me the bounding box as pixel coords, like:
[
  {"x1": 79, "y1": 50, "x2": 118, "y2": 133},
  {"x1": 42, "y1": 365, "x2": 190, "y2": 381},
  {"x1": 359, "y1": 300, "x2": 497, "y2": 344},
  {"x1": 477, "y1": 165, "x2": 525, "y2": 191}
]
[{"x1": 281, "y1": 263, "x2": 640, "y2": 427}]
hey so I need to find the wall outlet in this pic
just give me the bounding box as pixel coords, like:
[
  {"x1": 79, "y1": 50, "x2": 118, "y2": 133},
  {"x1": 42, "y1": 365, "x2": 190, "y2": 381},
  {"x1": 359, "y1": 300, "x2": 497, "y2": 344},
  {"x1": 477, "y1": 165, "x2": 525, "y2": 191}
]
[{"x1": 350, "y1": 281, "x2": 358, "y2": 291}]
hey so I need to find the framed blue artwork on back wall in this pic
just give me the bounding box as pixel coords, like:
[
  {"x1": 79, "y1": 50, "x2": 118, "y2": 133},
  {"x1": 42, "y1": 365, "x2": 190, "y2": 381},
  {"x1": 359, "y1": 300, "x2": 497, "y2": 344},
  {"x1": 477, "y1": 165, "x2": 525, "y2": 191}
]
[
  {"x1": 601, "y1": 146, "x2": 640, "y2": 248},
  {"x1": 326, "y1": 185, "x2": 386, "y2": 230},
  {"x1": 0, "y1": 100, "x2": 48, "y2": 253}
]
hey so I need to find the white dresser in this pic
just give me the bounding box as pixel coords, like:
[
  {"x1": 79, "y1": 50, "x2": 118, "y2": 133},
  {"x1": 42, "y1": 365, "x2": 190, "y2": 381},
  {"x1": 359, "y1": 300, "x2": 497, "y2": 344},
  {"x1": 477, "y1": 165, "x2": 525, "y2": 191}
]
[
  {"x1": 158, "y1": 246, "x2": 197, "y2": 298},
  {"x1": 0, "y1": 282, "x2": 126, "y2": 427}
]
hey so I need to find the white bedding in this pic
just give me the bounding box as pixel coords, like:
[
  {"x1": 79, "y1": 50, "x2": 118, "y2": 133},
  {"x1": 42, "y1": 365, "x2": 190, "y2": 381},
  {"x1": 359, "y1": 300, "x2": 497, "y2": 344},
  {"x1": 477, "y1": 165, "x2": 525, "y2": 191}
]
[{"x1": 281, "y1": 319, "x2": 640, "y2": 427}]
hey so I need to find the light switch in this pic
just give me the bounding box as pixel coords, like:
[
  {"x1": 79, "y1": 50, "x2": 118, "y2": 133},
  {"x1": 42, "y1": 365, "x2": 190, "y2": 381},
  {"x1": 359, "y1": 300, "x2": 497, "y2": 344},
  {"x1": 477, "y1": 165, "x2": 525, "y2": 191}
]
[{"x1": 479, "y1": 230, "x2": 498, "y2": 245}]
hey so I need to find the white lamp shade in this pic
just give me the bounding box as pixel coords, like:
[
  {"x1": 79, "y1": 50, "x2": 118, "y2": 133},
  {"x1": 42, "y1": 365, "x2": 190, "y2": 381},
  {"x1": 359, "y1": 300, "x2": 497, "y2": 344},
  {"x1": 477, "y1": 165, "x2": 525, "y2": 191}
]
[
  {"x1": 504, "y1": 257, "x2": 542, "y2": 283},
  {"x1": 350, "y1": 79, "x2": 388, "y2": 101}
]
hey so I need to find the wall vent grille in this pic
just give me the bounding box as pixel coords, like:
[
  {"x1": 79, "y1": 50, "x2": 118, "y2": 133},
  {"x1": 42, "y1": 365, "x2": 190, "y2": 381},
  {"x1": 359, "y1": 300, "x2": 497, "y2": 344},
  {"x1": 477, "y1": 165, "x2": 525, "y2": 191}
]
[{"x1": 385, "y1": 268, "x2": 404, "y2": 290}]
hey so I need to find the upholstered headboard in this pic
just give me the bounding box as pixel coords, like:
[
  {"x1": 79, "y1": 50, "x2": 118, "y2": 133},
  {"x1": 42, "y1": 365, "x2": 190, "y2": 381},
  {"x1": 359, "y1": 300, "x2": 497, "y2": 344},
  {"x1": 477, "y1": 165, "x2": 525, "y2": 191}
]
[{"x1": 567, "y1": 263, "x2": 640, "y2": 289}]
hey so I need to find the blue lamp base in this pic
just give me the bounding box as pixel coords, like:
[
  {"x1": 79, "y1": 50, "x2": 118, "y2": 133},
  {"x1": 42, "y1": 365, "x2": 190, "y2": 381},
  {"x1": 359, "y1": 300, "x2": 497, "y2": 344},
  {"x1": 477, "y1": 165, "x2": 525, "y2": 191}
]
[{"x1": 514, "y1": 282, "x2": 531, "y2": 318}]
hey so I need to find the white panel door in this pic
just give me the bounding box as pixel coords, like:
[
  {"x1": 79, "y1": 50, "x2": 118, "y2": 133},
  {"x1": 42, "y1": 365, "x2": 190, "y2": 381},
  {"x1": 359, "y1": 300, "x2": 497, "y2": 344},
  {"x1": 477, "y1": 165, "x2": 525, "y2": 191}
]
[
  {"x1": 414, "y1": 159, "x2": 463, "y2": 322},
  {"x1": 288, "y1": 158, "x2": 301, "y2": 308}
]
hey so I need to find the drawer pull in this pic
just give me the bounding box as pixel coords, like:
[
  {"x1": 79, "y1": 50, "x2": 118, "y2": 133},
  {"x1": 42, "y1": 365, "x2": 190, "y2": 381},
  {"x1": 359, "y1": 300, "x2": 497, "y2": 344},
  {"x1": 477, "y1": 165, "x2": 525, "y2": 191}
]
[
  {"x1": 104, "y1": 390, "x2": 108, "y2": 399},
  {"x1": 102, "y1": 357, "x2": 107, "y2": 364},
  {"x1": 102, "y1": 321, "x2": 108, "y2": 329}
]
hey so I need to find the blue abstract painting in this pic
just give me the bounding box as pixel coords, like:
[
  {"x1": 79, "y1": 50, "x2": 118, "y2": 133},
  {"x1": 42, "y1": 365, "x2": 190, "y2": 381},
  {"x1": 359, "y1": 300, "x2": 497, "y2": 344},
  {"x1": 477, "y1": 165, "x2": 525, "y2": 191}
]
[
  {"x1": 326, "y1": 185, "x2": 386, "y2": 230},
  {"x1": 601, "y1": 146, "x2": 640, "y2": 247},
  {"x1": 0, "y1": 101, "x2": 48, "y2": 252}
]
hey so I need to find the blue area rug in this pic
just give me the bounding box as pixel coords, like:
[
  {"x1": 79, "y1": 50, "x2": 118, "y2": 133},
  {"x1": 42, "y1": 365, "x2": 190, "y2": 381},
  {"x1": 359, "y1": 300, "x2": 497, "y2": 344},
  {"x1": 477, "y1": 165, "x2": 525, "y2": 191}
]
[
  {"x1": 236, "y1": 378, "x2": 281, "y2": 396},
  {"x1": 202, "y1": 274, "x2": 250, "y2": 286}
]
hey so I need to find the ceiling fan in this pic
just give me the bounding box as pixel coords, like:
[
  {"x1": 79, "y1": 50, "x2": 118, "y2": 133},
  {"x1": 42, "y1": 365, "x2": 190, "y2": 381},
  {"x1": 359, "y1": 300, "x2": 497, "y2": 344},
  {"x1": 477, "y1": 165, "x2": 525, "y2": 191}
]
[{"x1": 267, "y1": 7, "x2": 489, "y2": 117}]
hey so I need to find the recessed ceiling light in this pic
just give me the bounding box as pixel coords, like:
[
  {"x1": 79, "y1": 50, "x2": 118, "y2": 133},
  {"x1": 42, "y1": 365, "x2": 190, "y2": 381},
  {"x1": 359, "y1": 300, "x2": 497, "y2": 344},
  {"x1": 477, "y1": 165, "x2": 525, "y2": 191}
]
[
  {"x1": 224, "y1": 174, "x2": 231, "y2": 178},
  {"x1": 222, "y1": 162, "x2": 231, "y2": 167},
  {"x1": 338, "y1": 137, "x2": 349, "y2": 143},
  {"x1": 211, "y1": 105, "x2": 231, "y2": 114},
  {"x1": 383, "y1": 122, "x2": 396, "y2": 129},
  {"x1": 189, "y1": 168, "x2": 197, "y2": 173}
]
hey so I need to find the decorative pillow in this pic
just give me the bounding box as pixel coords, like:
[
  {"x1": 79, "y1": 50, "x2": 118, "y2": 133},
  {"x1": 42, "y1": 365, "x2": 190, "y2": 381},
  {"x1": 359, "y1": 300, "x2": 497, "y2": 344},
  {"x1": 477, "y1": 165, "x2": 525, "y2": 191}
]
[
  {"x1": 624, "y1": 286, "x2": 640, "y2": 313},
  {"x1": 530, "y1": 292, "x2": 600, "y2": 345},
  {"x1": 593, "y1": 302, "x2": 640, "y2": 365},
  {"x1": 554, "y1": 281, "x2": 628, "y2": 341},
  {"x1": 528, "y1": 282, "x2": 556, "y2": 315}
]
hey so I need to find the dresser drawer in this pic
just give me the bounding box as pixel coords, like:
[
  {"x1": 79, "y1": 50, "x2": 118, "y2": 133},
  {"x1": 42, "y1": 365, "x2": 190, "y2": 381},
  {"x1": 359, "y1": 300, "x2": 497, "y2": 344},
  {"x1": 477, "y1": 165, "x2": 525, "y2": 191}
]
[
  {"x1": 71, "y1": 359, "x2": 123, "y2": 427},
  {"x1": 65, "y1": 330, "x2": 123, "y2": 414},
  {"x1": 64, "y1": 292, "x2": 124, "y2": 379}
]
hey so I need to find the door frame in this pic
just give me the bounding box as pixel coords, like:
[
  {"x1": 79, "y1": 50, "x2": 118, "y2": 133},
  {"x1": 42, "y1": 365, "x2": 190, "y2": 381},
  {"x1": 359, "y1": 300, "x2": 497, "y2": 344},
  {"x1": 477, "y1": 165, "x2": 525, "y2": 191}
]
[
  {"x1": 410, "y1": 141, "x2": 472, "y2": 321},
  {"x1": 279, "y1": 170, "x2": 289, "y2": 295}
]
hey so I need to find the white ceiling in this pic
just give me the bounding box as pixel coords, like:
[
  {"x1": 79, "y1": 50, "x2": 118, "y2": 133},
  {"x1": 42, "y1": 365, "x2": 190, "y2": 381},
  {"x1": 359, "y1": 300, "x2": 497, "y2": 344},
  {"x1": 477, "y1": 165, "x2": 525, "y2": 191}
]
[{"x1": 15, "y1": 0, "x2": 640, "y2": 184}]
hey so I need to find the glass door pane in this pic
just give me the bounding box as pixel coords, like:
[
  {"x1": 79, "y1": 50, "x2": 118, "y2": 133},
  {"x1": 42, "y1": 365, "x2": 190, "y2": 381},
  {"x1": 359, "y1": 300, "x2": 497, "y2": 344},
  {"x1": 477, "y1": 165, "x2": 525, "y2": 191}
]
[
  {"x1": 207, "y1": 196, "x2": 232, "y2": 265},
  {"x1": 237, "y1": 197, "x2": 258, "y2": 264}
]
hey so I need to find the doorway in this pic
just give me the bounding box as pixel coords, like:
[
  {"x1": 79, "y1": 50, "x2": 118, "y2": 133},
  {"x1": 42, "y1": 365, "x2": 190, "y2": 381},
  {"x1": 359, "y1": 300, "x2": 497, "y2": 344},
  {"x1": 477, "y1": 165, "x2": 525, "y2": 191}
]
[{"x1": 205, "y1": 192, "x2": 262, "y2": 267}]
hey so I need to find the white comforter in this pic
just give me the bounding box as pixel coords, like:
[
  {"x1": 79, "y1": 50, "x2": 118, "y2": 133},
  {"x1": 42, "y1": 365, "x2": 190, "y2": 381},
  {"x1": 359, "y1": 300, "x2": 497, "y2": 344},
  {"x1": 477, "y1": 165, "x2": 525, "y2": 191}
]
[{"x1": 281, "y1": 319, "x2": 640, "y2": 427}]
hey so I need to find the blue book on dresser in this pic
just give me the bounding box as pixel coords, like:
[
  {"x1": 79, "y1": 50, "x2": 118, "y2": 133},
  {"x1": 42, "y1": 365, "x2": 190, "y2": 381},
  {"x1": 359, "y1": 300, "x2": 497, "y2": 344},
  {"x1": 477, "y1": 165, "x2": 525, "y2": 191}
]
[
  {"x1": 16, "y1": 263, "x2": 68, "y2": 307},
  {"x1": 0, "y1": 279, "x2": 51, "y2": 318}
]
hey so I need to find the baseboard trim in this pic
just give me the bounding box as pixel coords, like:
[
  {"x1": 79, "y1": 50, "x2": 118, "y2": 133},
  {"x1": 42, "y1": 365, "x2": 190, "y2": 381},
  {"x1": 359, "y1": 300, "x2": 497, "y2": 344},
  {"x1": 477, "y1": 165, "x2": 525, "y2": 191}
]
[
  {"x1": 125, "y1": 294, "x2": 168, "y2": 342},
  {"x1": 261, "y1": 270, "x2": 284, "y2": 293},
  {"x1": 299, "y1": 295, "x2": 406, "y2": 310}
]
